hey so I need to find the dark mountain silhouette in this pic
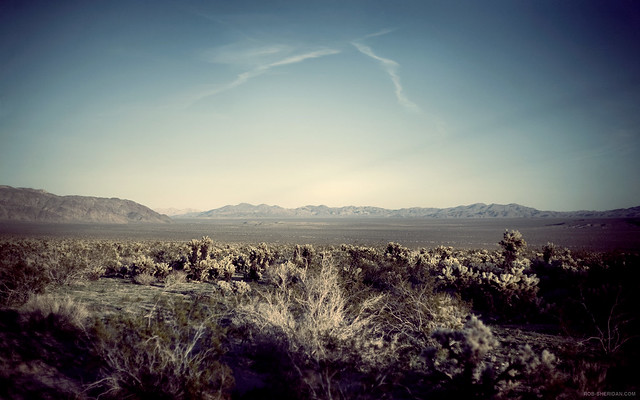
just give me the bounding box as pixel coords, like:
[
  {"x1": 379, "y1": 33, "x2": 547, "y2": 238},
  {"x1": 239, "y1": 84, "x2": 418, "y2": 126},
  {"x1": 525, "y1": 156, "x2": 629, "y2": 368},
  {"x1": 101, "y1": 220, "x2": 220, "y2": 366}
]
[
  {"x1": 181, "y1": 202, "x2": 640, "y2": 219},
  {"x1": 0, "y1": 186, "x2": 171, "y2": 224}
]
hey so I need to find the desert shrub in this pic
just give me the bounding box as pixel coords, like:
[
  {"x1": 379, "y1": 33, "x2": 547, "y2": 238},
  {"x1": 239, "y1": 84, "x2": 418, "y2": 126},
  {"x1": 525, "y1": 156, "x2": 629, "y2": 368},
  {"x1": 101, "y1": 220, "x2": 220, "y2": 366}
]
[
  {"x1": 575, "y1": 254, "x2": 640, "y2": 357},
  {"x1": 234, "y1": 254, "x2": 390, "y2": 398},
  {"x1": 185, "y1": 258, "x2": 215, "y2": 281},
  {"x1": 499, "y1": 230, "x2": 527, "y2": 268},
  {"x1": 263, "y1": 259, "x2": 307, "y2": 288},
  {"x1": 372, "y1": 281, "x2": 471, "y2": 376},
  {"x1": 493, "y1": 344, "x2": 569, "y2": 399},
  {"x1": 0, "y1": 294, "x2": 99, "y2": 400},
  {"x1": 129, "y1": 254, "x2": 155, "y2": 275},
  {"x1": 133, "y1": 270, "x2": 156, "y2": 285},
  {"x1": 407, "y1": 248, "x2": 440, "y2": 285},
  {"x1": 531, "y1": 249, "x2": 640, "y2": 357},
  {"x1": 242, "y1": 243, "x2": 277, "y2": 280},
  {"x1": 340, "y1": 244, "x2": 382, "y2": 279},
  {"x1": 88, "y1": 296, "x2": 234, "y2": 400},
  {"x1": 184, "y1": 256, "x2": 235, "y2": 282},
  {"x1": 211, "y1": 256, "x2": 236, "y2": 281},
  {"x1": 39, "y1": 239, "x2": 121, "y2": 285},
  {"x1": 232, "y1": 250, "x2": 474, "y2": 399},
  {"x1": 436, "y1": 254, "x2": 540, "y2": 321},
  {"x1": 165, "y1": 270, "x2": 188, "y2": 287},
  {"x1": 187, "y1": 236, "x2": 214, "y2": 266},
  {"x1": 385, "y1": 241, "x2": 413, "y2": 266},
  {"x1": 213, "y1": 280, "x2": 251, "y2": 297},
  {"x1": 0, "y1": 256, "x2": 51, "y2": 306},
  {"x1": 425, "y1": 315, "x2": 500, "y2": 397},
  {"x1": 20, "y1": 293, "x2": 89, "y2": 331},
  {"x1": 422, "y1": 316, "x2": 570, "y2": 399},
  {"x1": 340, "y1": 243, "x2": 409, "y2": 290},
  {"x1": 293, "y1": 244, "x2": 316, "y2": 268}
]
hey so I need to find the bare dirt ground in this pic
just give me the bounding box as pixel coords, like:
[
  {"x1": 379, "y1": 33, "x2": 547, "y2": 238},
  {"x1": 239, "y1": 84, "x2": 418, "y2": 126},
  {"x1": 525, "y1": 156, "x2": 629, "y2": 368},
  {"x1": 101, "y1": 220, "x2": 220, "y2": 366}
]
[{"x1": 2, "y1": 217, "x2": 639, "y2": 251}]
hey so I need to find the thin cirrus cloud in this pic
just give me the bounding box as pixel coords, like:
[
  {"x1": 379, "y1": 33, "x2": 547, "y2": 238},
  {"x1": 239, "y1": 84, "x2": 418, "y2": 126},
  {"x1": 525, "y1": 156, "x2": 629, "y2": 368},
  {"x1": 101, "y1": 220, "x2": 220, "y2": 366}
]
[
  {"x1": 193, "y1": 47, "x2": 341, "y2": 103},
  {"x1": 193, "y1": 29, "x2": 419, "y2": 113},
  {"x1": 351, "y1": 31, "x2": 420, "y2": 113}
]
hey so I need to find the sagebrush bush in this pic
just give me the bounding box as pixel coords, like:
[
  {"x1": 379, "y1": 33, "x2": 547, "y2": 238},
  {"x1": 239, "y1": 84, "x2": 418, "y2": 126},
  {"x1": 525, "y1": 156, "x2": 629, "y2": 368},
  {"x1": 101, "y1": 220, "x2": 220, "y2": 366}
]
[{"x1": 234, "y1": 255, "x2": 388, "y2": 398}]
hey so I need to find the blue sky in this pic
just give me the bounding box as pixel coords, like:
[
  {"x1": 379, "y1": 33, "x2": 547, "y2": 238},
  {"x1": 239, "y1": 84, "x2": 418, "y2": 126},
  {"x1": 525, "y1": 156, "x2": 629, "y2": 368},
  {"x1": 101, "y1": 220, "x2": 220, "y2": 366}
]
[{"x1": 1, "y1": 0, "x2": 639, "y2": 211}]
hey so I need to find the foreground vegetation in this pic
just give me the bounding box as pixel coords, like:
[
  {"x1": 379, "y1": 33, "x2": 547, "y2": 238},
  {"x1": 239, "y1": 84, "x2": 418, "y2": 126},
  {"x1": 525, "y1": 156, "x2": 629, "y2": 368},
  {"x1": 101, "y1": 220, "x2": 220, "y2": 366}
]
[{"x1": 1, "y1": 232, "x2": 638, "y2": 399}]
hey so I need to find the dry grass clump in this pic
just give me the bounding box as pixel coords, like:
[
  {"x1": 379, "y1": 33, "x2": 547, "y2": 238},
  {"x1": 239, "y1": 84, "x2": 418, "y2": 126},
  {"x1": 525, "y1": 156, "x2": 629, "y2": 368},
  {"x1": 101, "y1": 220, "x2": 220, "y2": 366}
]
[
  {"x1": 20, "y1": 293, "x2": 90, "y2": 331},
  {"x1": 165, "y1": 270, "x2": 188, "y2": 287},
  {"x1": 87, "y1": 296, "x2": 234, "y2": 400},
  {"x1": 0, "y1": 294, "x2": 97, "y2": 400},
  {"x1": 132, "y1": 270, "x2": 156, "y2": 286}
]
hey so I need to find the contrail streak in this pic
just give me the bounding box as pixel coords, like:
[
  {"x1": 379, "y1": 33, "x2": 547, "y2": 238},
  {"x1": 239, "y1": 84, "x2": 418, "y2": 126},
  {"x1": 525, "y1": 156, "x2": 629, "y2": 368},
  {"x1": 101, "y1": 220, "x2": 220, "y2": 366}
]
[
  {"x1": 352, "y1": 41, "x2": 420, "y2": 112},
  {"x1": 197, "y1": 48, "x2": 340, "y2": 101}
]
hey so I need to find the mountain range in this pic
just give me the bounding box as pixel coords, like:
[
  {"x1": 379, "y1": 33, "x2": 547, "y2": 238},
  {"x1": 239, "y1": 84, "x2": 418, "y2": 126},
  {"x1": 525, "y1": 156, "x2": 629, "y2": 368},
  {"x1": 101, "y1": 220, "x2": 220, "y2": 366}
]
[
  {"x1": 2, "y1": 185, "x2": 639, "y2": 223},
  {"x1": 0, "y1": 186, "x2": 171, "y2": 224},
  {"x1": 177, "y1": 202, "x2": 640, "y2": 219}
]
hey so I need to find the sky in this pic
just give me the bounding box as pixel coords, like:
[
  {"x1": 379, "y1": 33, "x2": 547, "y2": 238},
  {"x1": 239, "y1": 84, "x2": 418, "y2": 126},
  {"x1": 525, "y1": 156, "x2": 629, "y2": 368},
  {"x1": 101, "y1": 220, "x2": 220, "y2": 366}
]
[{"x1": 1, "y1": 0, "x2": 639, "y2": 212}]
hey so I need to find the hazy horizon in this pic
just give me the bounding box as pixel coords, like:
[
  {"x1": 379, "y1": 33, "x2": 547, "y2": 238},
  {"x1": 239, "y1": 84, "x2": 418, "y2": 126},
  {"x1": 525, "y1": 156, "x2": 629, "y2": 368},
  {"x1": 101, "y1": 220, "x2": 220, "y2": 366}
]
[{"x1": 1, "y1": 1, "x2": 639, "y2": 212}]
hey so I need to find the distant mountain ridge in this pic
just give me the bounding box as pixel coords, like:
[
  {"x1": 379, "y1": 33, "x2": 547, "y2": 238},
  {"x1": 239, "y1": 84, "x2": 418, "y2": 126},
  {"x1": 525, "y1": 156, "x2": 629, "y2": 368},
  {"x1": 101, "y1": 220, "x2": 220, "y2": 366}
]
[
  {"x1": 0, "y1": 186, "x2": 171, "y2": 224},
  {"x1": 154, "y1": 207, "x2": 202, "y2": 217},
  {"x1": 180, "y1": 202, "x2": 640, "y2": 219}
]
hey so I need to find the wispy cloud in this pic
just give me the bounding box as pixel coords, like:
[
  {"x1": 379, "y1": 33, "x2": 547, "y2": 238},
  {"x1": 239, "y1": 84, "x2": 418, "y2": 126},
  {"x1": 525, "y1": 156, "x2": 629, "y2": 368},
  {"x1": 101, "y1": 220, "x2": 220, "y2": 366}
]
[
  {"x1": 358, "y1": 28, "x2": 397, "y2": 41},
  {"x1": 268, "y1": 48, "x2": 339, "y2": 67},
  {"x1": 194, "y1": 47, "x2": 340, "y2": 103},
  {"x1": 352, "y1": 34, "x2": 420, "y2": 113},
  {"x1": 202, "y1": 42, "x2": 293, "y2": 66}
]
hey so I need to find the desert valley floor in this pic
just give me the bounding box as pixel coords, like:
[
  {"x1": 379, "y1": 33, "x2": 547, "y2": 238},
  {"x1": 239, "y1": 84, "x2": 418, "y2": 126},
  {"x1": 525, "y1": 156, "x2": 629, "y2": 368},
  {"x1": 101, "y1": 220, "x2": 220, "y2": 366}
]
[{"x1": 1, "y1": 217, "x2": 639, "y2": 251}]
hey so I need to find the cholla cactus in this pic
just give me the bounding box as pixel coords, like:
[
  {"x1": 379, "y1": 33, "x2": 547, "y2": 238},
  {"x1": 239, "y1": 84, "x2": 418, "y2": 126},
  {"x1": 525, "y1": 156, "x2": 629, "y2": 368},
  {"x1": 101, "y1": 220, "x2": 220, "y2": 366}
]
[
  {"x1": 187, "y1": 239, "x2": 201, "y2": 266},
  {"x1": 500, "y1": 230, "x2": 527, "y2": 267},
  {"x1": 233, "y1": 281, "x2": 251, "y2": 295},
  {"x1": 216, "y1": 280, "x2": 234, "y2": 295},
  {"x1": 130, "y1": 255, "x2": 155, "y2": 276},
  {"x1": 184, "y1": 258, "x2": 214, "y2": 281},
  {"x1": 493, "y1": 344, "x2": 566, "y2": 398},
  {"x1": 211, "y1": 255, "x2": 235, "y2": 281},
  {"x1": 243, "y1": 243, "x2": 276, "y2": 281},
  {"x1": 152, "y1": 262, "x2": 172, "y2": 279},
  {"x1": 293, "y1": 244, "x2": 315, "y2": 268},
  {"x1": 426, "y1": 315, "x2": 499, "y2": 393},
  {"x1": 385, "y1": 242, "x2": 412, "y2": 265}
]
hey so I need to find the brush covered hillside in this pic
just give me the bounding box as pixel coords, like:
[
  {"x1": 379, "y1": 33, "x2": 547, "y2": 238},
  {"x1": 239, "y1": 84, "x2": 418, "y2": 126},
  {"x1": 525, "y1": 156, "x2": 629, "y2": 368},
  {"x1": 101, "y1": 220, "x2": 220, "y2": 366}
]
[
  {"x1": 0, "y1": 186, "x2": 171, "y2": 224},
  {"x1": 183, "y1": 202, "x2": 640, "y2": 219}
]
